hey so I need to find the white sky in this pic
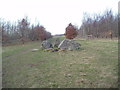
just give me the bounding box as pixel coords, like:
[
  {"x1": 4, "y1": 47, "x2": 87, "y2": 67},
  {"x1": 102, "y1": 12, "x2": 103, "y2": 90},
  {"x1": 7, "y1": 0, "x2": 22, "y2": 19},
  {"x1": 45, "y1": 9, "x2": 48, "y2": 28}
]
[{"x1": 0, "y1": 0, "x2": 119, "y2": 35}]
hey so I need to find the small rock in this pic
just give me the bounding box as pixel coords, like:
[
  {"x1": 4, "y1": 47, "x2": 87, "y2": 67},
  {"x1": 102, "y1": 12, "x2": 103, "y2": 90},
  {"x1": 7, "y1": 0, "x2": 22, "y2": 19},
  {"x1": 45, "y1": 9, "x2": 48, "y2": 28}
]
[
  {"x1": 80, "y1": 73, "x2": 87, "y2": 76},
  {"x1": 64, "y1": 73, "x2": 72, "y2": 77},
  {"x1": 31, "y1": 49, "x2": 39, "y2": 52}
]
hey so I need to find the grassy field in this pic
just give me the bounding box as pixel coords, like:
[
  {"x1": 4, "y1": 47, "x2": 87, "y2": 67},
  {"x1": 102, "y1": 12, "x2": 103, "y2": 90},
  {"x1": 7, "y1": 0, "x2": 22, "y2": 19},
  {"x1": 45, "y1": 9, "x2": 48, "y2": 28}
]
[{"x1": 2, "y1": 37, "x2": 118, "y2": 88}]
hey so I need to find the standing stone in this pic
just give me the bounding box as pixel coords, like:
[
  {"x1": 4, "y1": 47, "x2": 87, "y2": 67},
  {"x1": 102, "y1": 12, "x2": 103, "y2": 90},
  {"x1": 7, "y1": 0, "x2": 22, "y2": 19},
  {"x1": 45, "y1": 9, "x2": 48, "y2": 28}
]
[
  {"x1": 58, "y1": 39, "x2": 69, "y2": 49},
  {"x1": 58, "y1": 39, "x2": 81, "y2": 50},
  {"x1": 41, "y1": 40, "x2": 53, "y2": 49},
  {"x1": 53, "y1": 38, "x2": 60, "y2": 48}
]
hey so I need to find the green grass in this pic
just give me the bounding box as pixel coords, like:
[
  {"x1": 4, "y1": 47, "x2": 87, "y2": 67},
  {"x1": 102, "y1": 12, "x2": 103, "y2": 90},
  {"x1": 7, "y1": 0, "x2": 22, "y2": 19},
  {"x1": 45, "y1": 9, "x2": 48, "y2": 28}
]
[{"x1": 2, "y1": 37, "x2": 118, "y2": 88}]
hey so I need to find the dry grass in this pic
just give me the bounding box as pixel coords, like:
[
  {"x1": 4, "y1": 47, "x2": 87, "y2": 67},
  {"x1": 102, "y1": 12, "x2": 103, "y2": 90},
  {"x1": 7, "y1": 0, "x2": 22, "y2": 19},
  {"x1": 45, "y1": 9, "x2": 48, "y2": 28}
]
[{"x1": 2, "y1": 38, "x2": 118, "y2": 88}]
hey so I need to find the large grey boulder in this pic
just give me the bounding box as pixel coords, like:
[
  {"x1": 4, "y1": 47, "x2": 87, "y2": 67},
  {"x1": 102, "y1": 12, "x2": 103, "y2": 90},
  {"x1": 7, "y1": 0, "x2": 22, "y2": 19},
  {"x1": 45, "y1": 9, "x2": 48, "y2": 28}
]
[
  {"x1": 58, "y1": 39, "x2": 81, "y2": 50},
  {"x1": 41, "y1": 40, "x2": 53, "y2": 49},
  {"x1": 53, "y1": 38, "x2": 61, "y2": 48}
]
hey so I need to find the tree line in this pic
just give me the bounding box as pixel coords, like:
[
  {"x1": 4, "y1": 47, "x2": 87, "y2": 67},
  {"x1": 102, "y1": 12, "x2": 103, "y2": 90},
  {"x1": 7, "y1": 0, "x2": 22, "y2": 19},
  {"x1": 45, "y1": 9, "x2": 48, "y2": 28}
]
[
  {"x1": 78, "y1": 9, "x2": 118, "y2": 39},
  {"x1": 0, "y1": 17, "x2": 52, "y2": 45},
  {"x1": 0, "y1": 9, "x2": 118, "y2": 45}
]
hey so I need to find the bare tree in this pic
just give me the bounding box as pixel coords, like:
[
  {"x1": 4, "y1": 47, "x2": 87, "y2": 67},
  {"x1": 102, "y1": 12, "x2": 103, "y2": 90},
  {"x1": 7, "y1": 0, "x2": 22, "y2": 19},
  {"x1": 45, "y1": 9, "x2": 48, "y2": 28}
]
[
  {"x1": 17, "y1": 18, "x2": 30, "y2": 44},
  {"x1": 78, "y1": 9, "x2": 118, "y2": 39}
]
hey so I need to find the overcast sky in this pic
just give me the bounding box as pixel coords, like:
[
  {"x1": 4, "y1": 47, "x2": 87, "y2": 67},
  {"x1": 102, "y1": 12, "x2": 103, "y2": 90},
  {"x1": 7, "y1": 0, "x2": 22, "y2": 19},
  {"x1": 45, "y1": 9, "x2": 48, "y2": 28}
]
[{"x1": 0, "y1": 0, "x2": 119, "y2": 35}]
